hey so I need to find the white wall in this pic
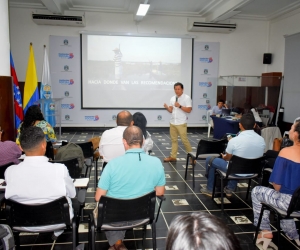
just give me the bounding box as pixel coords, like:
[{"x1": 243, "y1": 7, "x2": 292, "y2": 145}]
[
  {"x1": 9, "y1": 7, "x2": 270, "y2": 81},
  {"x1": 268, "y1": 11, "x2": 300, "y2": 73}
]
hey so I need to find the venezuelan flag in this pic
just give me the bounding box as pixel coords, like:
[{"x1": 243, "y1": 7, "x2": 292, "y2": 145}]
[
  {"x1": 10, "y1": 52, "x2": 24, "y2": 129},
  {"x1": 23, "y1": 43, "x2": 39, "y2": 115}
]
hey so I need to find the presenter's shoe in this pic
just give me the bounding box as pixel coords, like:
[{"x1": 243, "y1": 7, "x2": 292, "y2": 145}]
[
  {"x1": 108, "y1": 240, "x2": 128, "y2": 250},
  {"x1": 200, "y1": 187, "x2": 212, "y2": 197},
  {"x1": 164, "y1": 157, "x2": 177, "y2": 162}
]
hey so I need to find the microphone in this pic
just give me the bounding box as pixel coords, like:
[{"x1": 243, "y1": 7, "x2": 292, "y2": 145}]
[{"x1": 175, "y1": 96, "x2": 178, "y2": 102}]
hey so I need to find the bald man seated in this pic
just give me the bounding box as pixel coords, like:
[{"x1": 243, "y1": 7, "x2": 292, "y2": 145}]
[
  {"x1": 99, "y1": 111, "x2": 133, "y2": 164},
  {"x1": 95, "y1": 126, "x2": 166, "y2": 250}
]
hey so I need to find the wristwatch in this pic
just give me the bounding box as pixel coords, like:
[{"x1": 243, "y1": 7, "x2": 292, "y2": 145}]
[{"x1": 179, "y1": 105, "x2": 182, "y2": 109}]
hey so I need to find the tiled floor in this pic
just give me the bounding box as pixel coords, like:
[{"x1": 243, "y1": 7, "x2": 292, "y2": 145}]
[{"x1": 7, "y1": 128, "x2": 300, "y2": 249}]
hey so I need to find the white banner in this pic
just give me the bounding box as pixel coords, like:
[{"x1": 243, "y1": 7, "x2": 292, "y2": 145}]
[{"x1": 50, "y1": 36, "x2": 219, "y2": 127}]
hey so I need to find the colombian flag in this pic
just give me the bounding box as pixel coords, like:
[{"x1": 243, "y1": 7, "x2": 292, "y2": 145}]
[
  {"x1": 10, "y1": 52, "x2": 24, "y2": 129},
  {"x1": 23, "y1": 43, "x2": 39, "y2": 115}
]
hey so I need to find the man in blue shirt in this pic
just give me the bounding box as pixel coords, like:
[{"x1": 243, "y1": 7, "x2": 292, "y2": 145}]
[
  {"x1": 95, "y1": 126, "x2": 166, "y2": 250},
  {"x1": 212, "y1": 99, "x2": 228, "y2": 115},
  {"x1": 200, "y1": 113, "x2": 265, "y2": 197}
]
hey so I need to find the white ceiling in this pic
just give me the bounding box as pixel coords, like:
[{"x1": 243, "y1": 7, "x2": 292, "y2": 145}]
[{"x1": 8, "y1": 0, "x2": 300, "y2": 22}]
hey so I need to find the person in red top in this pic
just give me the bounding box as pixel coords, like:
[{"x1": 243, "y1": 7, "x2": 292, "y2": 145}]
[{"x1": 0, "y1": 128, "x2": 22, "y2": 166}]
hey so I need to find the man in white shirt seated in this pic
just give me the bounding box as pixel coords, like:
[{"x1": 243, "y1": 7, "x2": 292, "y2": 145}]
[
  {"x1": 5, "y1": 126, "x2": 76, "y2": 240},
  {"x1": 99, "y1": 110, "x2": 133, "y2": 165}
]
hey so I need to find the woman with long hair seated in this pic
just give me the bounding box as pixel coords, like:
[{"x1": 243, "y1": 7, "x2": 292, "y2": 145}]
[
  {"x1": 16, "y1": 105, "x2": 57, "y2": 146},
  {"x1": 132, "y1": 112, "x2": 153, "y2": 153},
  {"x1": 252, "y1": 118, "x2": 300, "y2": 249}
]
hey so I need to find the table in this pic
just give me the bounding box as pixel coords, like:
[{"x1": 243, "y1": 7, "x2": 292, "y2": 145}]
[{"x1": 211, "y1": 116, "x2": 240, "y2": 139}]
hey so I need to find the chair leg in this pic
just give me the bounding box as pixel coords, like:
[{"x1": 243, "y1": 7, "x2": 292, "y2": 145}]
[
  {"x1": 184, "y1": 155, "x2": 190, "y2": 180},
  {"x1": 151, "y1": 222, "x2": 156, "y2": 250},
  {"x1": 246, "y1": 179, "x2": 251, "y2": 200},
  {"x1": 192, "y1": 158, "x2": 195, "y2": 189},
  {"x1": 276, "y1": 214, "x2": 281, "y2": 248},
  {"x1": 212, "y1": 172, "x2": 217, "y2": 200},
  {"x1": 88, "y1": 220, "x2": 95, "y2": 250},
  {"x1": 72, "y1": 218, "x2": 77, "y2": 249},
  {"x1": 220, "y1": 178, "x2": 224, "y2": 213},
  {"x1": 253, "y1": 205, "x2": 265, "y2": 245},
  {"x1": 14, "y1": 232, "x2": 20, "y2": 249},
  {"x1": 95, "y1": 160, "x2": 98, "y2": 189},
  {"x1": 142, "y1": 224, "x2": 146, "y2": 250}
]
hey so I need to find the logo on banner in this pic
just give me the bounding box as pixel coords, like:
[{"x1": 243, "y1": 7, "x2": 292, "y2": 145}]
[
  {"x1": 49, "y1": 103, "x2": 55, "y2": 111},
  {"x1": 64, "y1": 91, "x2": 70, "y2": 97},
  {"x1": 203, "y1": 93, "x2": 207, "y2": 98},
  {"x1": 204, "y1": 69, "x2": 208, "y2": 74},
  {"x1": 200, "y1": 57, "x2": 213, "y2": 63},
  {"x1": 65, "y1": 115, "x2": 70, "y2": 120},
  {"x1": 206, "y1": 100, "x2": 210, "y2": 104},
  {"x1": 157, "y1": 115, "x2": 162, "y2": 120},
  {"x1": 112, "y1": 115, "x2": 117, "y2": 120},
  {"x1": 63, "y1": 39, "x2": 69, "y2": 45},
  {"x1": 64, "y1": 65, "x2": 69, "y2": 71},
  {"x1": 202, "y1": 115, "x2": 207, "y2": 120},
  {"x1": 61, "y1": 103, "x2": 75, "y2": 109},
  {"x1": 204, "y1": 45, "x2": 209, "y2": 50},
  {"x1": 85, "y1": 115, "x2": 99, "y2": 121},
  {"x1": 199, "y1": 82, "x2": 212, "y2": 87},
  {"x1": 198, "y1": 105, "x2": 211, "y2": 110},
  {"x1": 58, "y1": 53, "x2": 74, "y2": 59},
  {"x1": 59, "y1": 79, "x2": 74, "y2": 85}
]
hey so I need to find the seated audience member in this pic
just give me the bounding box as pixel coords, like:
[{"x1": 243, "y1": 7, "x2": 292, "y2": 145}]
[
  {"x1": 133, "y1": 112, "x2": 153, "y2": 153},
  {"x1": 0, "y1": 128, "x2": 22, "y2": 166},
  {"x1": 212, "y1": 99, "x2": 228, "y2": 115},
  {"x1": 95, "y1": 126, "x2": 165, "y2": 250},
  {"x1": 5, "y1": 126, "x2": 76, "y2": 239},
  {"x1": 16, "y1": 105, "x2": 57, "y2": 145},
  {"x1": 252, "y1": 118, "x2": 300, "y2": 249},
  {"x1": 166, "y1": 212, "x2": 241, "y2": 250},
  {"x1": 99, "y1": 110, "x2": 133, "y2": 164},
  {"x1": 200, "y1": 113, "x2": 265, "y2": 197}
]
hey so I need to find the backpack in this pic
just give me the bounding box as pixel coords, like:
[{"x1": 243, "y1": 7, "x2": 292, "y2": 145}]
[
  {"x1": 0, "y1": 224, "x2": 15, "y2": 250},
  {"x1": 55, "y1": 143, "x2": 85, "y2": 171}
]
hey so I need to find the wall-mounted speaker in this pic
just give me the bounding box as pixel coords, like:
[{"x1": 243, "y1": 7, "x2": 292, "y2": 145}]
[{"x1": 263, "y1": 53, "x2": 272, "y2": 64}]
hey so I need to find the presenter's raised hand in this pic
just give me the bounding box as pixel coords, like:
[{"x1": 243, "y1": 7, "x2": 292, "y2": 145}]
[{"x1": 164, "y1": 103, "x2": 169, "y2": 109}]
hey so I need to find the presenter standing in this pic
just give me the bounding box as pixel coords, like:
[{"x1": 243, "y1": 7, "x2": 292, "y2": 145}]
[{"x1": 163, "y1": 82, "x2": 192, "y2": 162}]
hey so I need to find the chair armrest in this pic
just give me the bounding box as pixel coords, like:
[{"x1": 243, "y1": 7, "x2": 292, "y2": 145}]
[
  {"x1": 155, "y1": 195, "x2": 166, "y2": 222},
  {"x1": 156, "y1": 195, "x2": 166, "y2": 202}
]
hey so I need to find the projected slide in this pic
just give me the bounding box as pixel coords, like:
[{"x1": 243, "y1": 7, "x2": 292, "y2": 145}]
[{"x1": 81, "y1": 34, "x2": 193, "y2": 109}]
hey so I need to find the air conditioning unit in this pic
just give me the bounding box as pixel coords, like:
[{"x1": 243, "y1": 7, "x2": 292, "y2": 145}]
[
  {"x1": 32, "y1": 14, "x2": 86, "y2": 27},
  {"x1": 187, "y1": 21, "x2": 236, "y2": 33}
]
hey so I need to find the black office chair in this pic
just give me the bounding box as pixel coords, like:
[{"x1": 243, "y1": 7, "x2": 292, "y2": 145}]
[
  {"x1": 5, "y1": 197, "x2": 79, "y2": 249},
  {"x1": 184, "y1": 138, "x2": 227, "y2": 188},
  {"x1": 45, "y1": 141, "x2": 54, "y2": 160},
  {"x1": 52, "y1": 158, "x2": 87, "y2": 222},
  {"x1": 88, "y1": 191, "x2": 165, "y2": 250},
  {"x1": 76, "y1": 142, "x2": 94, "y2": 178},
  {"x1": 212, "y1": 155, "x2": 265, "y2": 212},
  {"x1": 253, "y1": 186, "x2": 300, "y2": 249},
  {"x1": 0, "y1": 162, "x2": 14, "y2": 179}
]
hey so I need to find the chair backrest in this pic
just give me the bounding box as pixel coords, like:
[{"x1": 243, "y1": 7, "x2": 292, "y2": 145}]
[
  {"x1": 5, "y1": 197, "x2": 71, "y2": 228},
  {"x1": 45, "y1": 141, "x2": 54, "y2": 160},
  {"x1": 52, "y1": 158, "x2": 81, "y2": 179},
  {"x1": 226, "y1": 155, "x2": 265, "y2": 178},
  {"x1": 0, "y1": 162, "x2": 14, "y2": 179},
  {"x1": 207, "y1": 110, "x2": 213, "y2": 124},
  {"x1": 97, "y1": 191, "x2": 156, "y2": 229},
  {"x1": 286, "y1": 186, "x2": 300, "y2": 218},
  {"x1": 196, "y1": 139, "x2": 227, "y2": 157},
  {"x1": 76, "y1": 142, "x2": 94, "y2": 159}
]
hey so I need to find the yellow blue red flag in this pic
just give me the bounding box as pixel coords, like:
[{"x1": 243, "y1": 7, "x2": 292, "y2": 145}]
[{"x1": 23, "y1": 43, "x2": 39, "y2": 114}]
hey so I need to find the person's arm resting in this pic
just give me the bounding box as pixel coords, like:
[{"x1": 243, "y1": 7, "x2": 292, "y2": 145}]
[
  {"x1": 95, "y1": 188, "x2": 107, "y2": 202},
  {"x1": 221, "y1": 152, "x2": 232, "y2": 161},
  {"x1": 272, "y1": 183, "x2": 281, "y2": 191},
  {"x1": 155, "y1": 186, "x2": 165, "y2": 196}
]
